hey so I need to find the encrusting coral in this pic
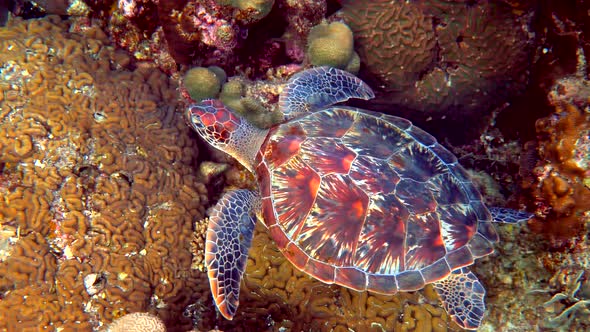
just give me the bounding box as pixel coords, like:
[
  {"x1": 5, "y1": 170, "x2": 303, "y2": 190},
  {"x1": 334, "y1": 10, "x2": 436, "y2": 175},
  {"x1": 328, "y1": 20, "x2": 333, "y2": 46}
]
[
  {"x1": 0, "y1": 15, "x2": 211, "y2": 330},
  {"x1": 520, "y1": 48, "x2": 590, "y2": 242}
]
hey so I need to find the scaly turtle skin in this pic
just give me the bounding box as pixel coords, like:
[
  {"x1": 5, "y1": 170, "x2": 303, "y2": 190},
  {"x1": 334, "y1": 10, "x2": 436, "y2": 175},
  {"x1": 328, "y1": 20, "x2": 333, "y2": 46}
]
[{"x1": 186, "y1": 67, "x2": 533, "y2": 330}]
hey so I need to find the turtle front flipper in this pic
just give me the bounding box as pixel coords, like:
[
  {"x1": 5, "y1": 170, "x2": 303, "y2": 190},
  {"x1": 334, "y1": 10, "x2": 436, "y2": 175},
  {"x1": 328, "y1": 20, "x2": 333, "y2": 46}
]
[
  {"x1": 205, "y1": 189, "x2": 260, "y2": 320},
  {"x1": 489, "y1": 207, "x2": 534, "y2": 223},
  {"x1": 433, "y1": 268, "x2": 485, "y2": 330},
  {"x1": 279, "y1": 66, "x2": 375, "y2": 120}
]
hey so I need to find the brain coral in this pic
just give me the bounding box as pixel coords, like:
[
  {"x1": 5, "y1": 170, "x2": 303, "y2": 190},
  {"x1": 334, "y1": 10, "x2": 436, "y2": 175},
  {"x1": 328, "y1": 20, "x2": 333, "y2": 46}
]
[
  {"x1": 339, "y1": 0, "x2": 535, "y2": 116},
  {"x1": 107, "y1": 312, "x2": 166, "y2": 332},
  {"x1": 0, "y1": 15, "x2": 212, "y2": 331}
]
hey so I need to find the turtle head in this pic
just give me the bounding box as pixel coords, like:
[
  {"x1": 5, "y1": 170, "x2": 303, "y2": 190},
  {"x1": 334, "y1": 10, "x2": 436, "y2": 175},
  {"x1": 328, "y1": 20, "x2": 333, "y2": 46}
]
[{"x1": 186, "y1": 99, "x2": 268, "y2": 172}]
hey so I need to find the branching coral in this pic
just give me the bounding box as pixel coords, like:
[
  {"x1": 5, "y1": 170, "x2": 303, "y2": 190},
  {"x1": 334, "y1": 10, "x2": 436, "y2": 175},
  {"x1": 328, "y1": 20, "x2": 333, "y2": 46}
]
[
  {"x1": 0, "y1": 15, "x2": 210, "y2": 330},
  {"x1": 543, "y1": 270, "x2": 590, "y2": 329}
]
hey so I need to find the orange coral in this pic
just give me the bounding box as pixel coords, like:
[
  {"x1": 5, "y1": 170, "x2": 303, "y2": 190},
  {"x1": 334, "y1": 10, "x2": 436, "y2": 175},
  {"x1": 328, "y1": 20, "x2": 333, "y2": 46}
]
[
  {"x1": 0, "y1": 15, "x2": 210, "y2": 330},
  {"x1": 525, "y1": 101, "x2": 590, "y2": 240}
]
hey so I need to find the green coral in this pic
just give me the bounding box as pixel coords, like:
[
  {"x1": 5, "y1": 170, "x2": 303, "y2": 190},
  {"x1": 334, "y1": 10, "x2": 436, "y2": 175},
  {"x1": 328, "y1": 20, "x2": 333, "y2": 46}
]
[
  {"x1": 307, "y1": 21, "x2": 357, "y2": 72},
  {"x1": 183, "y1": 66, "x2": 225, "y2": 101}
]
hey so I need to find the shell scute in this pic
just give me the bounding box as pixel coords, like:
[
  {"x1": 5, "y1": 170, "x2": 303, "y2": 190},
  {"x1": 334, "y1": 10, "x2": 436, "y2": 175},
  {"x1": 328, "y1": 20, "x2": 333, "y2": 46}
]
[
  {"x1": 430, "y1": 143, "x2": 458, "y2": 164},
  {"x1": 445, "y1": 246, "x2": 475, "y2": 270},
  {"x1": 305, "y1": 257, "x2": 336, "y2": 283},
  {"x1": 297, "y1": 173, "x2": 368, "y2": 266},
  {"x1": 448, "y1": 162, "x2": 473, "y2": 183},
  {"x1": 438, "y1": 204, "x2": 477, "y2": 251},
  {"x1": 342, "y1": 113, "x2": 411, "y2": 159},
  {"x1": 407, "y1": 125, "x2": 437, "y2": 147},
  {"x1": 380, "y1": 113, "x2": 411, "y2": 130},
  {"x1": 349, "y1": 154, "x2": 400, "y2": 194},
  {"x1": 355, "y1": 193, "x2": 409, "y2": 274},
  {"x1": 432, "y1": 173, "x2": 470, "y2": 205},
  {"x1": 396, "y1": 270, "x2": 426, "y2": 291},
  {"x1": 283, "y1": 242, "x2": 309, "y2": 270},
  {"x1": 268, "y1": 224, "x2": 290, "y2": 250},
  {"x1": 298, "y1": 107, "x2": 356, "y2": 137},
  {"x1": 405, "y1": 212, "x2": 446, "y2": 270},
  {"x1": 264, "y1": 123, "x2": 306, "y2": 169},
  {"x1": 477, "y1": 221, "x2": 500, "y2": 243},
  {"x1": 335, "y1": 267, "x2": 368, "y2": 292},
  {"x1": 396, "y1": 179, "x2": 438, "y2": 215},
  {"x1": 257, "y1": 162, "x2": 272, "y2": 198},
  {"x1": 467, "y1": 233, "x2": 494, "y2": 258},
  {"x1": 272, "y1": 156, "x2": 320, "y2": 238},
  {"x1": 470, "y1": 200, "x2": 493, "y2": 222},
  {"x1": 420, "y1": 258, "x2": 452, "y2": 284},
  {"x1": 367, "y1": 274, "x2": 398, "y2": 295},
  {"x1": 300, "y1": 137, "x2": 357, "y2": 174},
  {"x1": 389, "y1": 143, "x2": 449, "y2": 182}
]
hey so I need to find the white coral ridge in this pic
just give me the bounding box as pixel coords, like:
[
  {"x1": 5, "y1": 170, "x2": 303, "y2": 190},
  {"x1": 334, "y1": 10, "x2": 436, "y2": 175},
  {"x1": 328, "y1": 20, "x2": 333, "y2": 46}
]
[{"x1": 107, "y1": 312, "x2": 166, "y2": 332}]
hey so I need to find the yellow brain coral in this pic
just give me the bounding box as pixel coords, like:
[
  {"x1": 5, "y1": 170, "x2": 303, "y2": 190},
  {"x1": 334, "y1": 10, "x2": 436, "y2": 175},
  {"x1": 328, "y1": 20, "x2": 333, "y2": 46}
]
[{"x1": 0, "y1": 16, "x2": 210, "y2": 330}]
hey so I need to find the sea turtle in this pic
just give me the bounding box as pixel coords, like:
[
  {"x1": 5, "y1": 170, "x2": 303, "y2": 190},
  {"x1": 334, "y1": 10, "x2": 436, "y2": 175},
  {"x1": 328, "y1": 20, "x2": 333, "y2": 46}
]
[{"x1": 186, "y1": 67, "x2": 533, "y2": 330}]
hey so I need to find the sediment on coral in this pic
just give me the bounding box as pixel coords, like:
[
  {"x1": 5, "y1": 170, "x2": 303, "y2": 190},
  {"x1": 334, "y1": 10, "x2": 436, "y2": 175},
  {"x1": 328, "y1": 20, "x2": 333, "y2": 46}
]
[{"x1": 0, "y1": 15, "x2": 212, "y2": 331}]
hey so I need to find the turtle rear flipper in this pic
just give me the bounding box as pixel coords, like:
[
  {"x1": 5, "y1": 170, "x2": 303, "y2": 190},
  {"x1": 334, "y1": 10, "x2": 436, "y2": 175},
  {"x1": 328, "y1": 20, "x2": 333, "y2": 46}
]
[
  {"x1": 205, "y1": 189, "x2": 260, "y2": 320},
  {"x1": 433, "y1": 268, "x2": 485, "y2": 330},
  {"x1": 489, "y1": 207, "x2": 534, "y2": 224}
]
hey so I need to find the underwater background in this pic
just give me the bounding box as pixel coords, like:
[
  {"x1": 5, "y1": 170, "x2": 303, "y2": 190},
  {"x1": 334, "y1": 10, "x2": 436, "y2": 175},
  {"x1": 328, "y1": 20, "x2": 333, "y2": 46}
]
[{"x1": 0, "y1": 0, "x2": 588, "y2": 331}]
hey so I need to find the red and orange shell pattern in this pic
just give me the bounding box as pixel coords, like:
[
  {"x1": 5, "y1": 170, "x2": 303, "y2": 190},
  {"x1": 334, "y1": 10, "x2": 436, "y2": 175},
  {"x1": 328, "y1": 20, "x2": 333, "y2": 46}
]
[{"x1": 254, "y1": 106, "x2": 498, "y2": 294}]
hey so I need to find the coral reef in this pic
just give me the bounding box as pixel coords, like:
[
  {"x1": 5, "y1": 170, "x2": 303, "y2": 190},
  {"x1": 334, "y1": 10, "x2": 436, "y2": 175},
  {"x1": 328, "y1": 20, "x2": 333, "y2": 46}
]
[
  {"x1": 217, "y1": 73, "x2": 285, "y2": 128},
  {"x1": 339, "y1": 0, "x2": 535, "y2": 117},
  {"x1": 30, "y1": 0, "x2": 91, "y2": 16},
  {"x1": 520, "y1": 48, "x2": 590, "y2": 242},
  {"x1": 525, "y1": 101, "x2": 590, "y2": 239},
  {"x1": 278, "y1": 0, "x2": 327, "y2": 63},
  {"x1": 215, "y1": 0, "x2": 275, "y2": 24},
  {"x1": 307, "y1": 21, "x2": 358, "y2": 72},
  {"x1": 107, "y1": 312, "x2": 166, "y2": 332},
  {"x1": 0, "y1": 15, "x2": 211, "y2": 330},
  {"x1": 183, "y1": 66, "x2": 225, "y2": 101}
]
